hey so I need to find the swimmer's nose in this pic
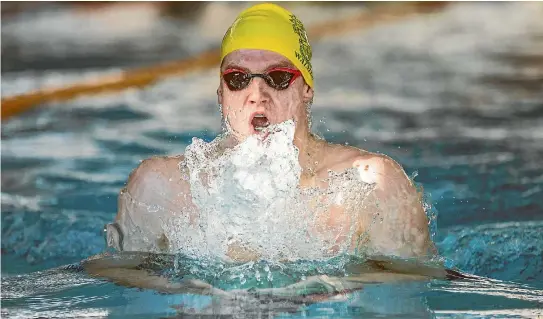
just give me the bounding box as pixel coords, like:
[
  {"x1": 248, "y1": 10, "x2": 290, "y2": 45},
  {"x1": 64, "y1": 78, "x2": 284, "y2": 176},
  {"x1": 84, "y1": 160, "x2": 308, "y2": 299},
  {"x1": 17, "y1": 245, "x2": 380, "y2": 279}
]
[{"x1": 246, "y1": 77, "x2": 270, "y2": 106}]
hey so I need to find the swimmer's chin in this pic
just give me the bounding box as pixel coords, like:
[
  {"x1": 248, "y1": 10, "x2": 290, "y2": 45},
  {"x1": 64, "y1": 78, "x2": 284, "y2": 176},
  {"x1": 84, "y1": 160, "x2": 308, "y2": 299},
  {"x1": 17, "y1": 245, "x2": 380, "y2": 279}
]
[
  {"x1": 226, "y1": 126, "x2": 272, "y2": 142},
  {"x1": 252, "y1": 128, "x2": 272, "y2": 141},
  {"x1": 250, "y1": 121, "x2": 274, "y2": 137},
  {"x1": 222, "y1": 120, "x2": 295, "y2": 145}
]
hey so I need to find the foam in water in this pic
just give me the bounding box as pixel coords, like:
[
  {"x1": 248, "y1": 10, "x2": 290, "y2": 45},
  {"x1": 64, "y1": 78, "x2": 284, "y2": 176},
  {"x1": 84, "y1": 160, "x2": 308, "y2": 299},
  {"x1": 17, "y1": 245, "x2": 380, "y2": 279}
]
[
  {"x1": 163, "y1": 120, "x2": 376, "y2": 262},
  {"x1": 108, "y1": 120, "x2": 378, "y2": 263}
]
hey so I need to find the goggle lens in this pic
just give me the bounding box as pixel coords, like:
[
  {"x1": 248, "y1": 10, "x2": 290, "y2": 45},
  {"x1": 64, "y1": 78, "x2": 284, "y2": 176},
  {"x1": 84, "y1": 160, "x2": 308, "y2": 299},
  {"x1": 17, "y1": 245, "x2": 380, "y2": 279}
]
[{"x1": 222, "y1": 68, "x2": 301, "y2": 91}]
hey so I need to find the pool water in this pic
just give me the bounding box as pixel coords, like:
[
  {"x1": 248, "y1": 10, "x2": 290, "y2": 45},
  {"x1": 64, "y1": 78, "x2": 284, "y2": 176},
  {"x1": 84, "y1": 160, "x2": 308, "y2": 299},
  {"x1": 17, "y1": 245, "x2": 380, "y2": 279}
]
[{"x1": 2, "y1": 2, "x2": 543, "y2": 318}]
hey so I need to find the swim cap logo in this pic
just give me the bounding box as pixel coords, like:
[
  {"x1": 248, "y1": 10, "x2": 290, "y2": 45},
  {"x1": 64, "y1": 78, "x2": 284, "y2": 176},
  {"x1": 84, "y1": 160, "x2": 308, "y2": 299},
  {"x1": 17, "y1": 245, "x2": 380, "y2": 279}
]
[{"x1": 289, "y1": 14, "x2": 313, "y2": 80}]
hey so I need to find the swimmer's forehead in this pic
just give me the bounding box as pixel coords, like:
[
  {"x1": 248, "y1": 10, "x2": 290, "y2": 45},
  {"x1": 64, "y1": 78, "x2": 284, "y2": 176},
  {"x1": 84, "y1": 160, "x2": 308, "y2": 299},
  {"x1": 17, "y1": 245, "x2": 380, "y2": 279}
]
[{"x1": 221, "y1": 49, "x2": 297, "y2": 72}]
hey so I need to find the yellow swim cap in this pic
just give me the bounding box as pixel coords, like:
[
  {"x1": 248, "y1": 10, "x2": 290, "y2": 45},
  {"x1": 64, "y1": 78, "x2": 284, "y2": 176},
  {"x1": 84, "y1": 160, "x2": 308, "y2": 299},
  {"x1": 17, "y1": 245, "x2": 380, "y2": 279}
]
[{"x1": 221, "y1": 3, "x2": 314, "y2": 88}]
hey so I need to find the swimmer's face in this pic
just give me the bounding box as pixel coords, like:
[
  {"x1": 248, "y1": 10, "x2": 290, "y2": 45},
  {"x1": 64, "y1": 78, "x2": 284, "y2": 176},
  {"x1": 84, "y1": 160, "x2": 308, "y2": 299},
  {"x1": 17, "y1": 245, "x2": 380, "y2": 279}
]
[{"x1": 218, "y1": 49, "x2": 314, "y2": 142}]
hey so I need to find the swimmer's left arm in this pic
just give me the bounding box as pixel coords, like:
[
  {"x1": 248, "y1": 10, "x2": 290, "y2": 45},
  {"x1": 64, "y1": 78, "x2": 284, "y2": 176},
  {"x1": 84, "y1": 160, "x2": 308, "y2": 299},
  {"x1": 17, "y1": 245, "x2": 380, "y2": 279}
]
[{"x1": 353, "y1": 155, "x2": 436, "y2": 259}]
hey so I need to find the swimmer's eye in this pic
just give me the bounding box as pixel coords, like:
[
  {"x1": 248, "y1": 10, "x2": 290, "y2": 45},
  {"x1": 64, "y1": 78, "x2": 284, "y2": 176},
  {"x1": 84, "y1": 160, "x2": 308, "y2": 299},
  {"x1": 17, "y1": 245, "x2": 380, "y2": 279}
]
[
  {"x1": 266, "y1": 70, "x2": 295, "y2": 90},
  {"x1": 223, "y1": 71, "x2": 252, "y2": 91}
]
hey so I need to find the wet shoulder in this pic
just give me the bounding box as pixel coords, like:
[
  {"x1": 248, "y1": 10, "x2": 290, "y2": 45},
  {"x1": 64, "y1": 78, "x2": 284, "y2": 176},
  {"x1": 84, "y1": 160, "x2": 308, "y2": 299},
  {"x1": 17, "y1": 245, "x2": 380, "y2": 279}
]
[
  {"x1": 318, "y1": 143, "x2": 368, "y2": 173},
  {"x1": 129, "y1": 154, "x2": 186, "y2": 180},
  {"x1": 320, "y1": 143, "x2": 408, "y2": 185},
  {"x1": 126, "y1": 155, "x2": 190, "y2": 200}
]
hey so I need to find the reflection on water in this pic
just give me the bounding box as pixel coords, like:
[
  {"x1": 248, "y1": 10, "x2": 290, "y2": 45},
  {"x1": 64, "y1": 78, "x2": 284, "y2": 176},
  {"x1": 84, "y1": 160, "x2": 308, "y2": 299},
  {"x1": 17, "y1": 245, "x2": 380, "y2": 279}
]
[
  {"x1": 2, "y1": 252, "x2": 541, "y2": 318},
  {"x1": 2, "y1": 1, "x2": 543, "y2": 318}
]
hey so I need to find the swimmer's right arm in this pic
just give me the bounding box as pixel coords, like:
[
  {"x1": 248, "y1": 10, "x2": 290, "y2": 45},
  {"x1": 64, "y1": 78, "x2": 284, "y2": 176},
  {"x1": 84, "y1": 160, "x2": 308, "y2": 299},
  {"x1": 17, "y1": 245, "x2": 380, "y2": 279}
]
[
  {"x1": 110, "y1": 155, "x2": 263, "y2": 262},
  {"x1": 117, "y1": 155, "x2": 197, "y2": 220},
  {"x1": 109, "y1": 156, "x2": 199, "y2": 252}
]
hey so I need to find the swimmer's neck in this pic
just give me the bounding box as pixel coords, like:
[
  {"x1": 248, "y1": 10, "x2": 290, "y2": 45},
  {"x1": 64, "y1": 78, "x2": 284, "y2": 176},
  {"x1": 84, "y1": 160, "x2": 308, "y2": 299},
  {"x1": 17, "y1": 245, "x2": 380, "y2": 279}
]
[{"x1": 293, "y1": 126, "x2": 323, "y2": 174}]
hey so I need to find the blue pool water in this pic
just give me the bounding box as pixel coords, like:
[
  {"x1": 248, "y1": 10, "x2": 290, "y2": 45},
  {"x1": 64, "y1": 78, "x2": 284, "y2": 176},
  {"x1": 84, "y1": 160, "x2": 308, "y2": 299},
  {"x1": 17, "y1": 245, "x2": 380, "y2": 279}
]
[{"x1": 2, "y1": 2, "x2": 543, "y2": 318}]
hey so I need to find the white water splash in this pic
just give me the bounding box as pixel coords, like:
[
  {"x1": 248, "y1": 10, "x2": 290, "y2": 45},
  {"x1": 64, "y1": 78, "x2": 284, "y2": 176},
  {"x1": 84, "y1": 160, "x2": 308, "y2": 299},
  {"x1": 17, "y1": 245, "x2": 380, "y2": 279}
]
[
  {"x1": 108, "y1": 120, "x2": 377, "y2": 262},
  {"x1": 162, "y1": 120, "x2": 375, "y2": 261}
]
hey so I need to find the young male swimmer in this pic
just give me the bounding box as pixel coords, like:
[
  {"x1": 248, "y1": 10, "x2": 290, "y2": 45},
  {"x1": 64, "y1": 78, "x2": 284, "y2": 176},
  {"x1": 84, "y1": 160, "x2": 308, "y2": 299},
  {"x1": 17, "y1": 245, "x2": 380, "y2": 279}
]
[{"x1": 106, "y1": 3, "x2": 437, "y2": 263}]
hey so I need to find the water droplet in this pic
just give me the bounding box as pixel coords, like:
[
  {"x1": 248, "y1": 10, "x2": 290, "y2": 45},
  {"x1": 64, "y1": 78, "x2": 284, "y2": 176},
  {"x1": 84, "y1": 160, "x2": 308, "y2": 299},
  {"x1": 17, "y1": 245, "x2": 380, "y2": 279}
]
[{"x1": 174, "y1": 255, "x2": 180, "y2": 273}]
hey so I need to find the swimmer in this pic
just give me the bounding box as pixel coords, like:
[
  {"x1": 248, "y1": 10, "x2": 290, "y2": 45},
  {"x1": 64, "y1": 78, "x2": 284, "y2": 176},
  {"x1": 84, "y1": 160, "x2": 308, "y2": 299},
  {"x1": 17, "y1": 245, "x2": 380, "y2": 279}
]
[{"x1": 107, "y1": 3, "x2": 437, "y2": 263}]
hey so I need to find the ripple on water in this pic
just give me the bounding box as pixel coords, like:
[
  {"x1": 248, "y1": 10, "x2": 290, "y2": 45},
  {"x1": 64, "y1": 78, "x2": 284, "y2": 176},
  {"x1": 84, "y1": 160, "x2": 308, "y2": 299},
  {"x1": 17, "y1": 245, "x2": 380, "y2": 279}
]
[
  {"x1": 437, "y1": 220, "x2": 543, "y2": 286},
  {"x1": 1, "y1": 2, "x2": 543, "y2": 318}
]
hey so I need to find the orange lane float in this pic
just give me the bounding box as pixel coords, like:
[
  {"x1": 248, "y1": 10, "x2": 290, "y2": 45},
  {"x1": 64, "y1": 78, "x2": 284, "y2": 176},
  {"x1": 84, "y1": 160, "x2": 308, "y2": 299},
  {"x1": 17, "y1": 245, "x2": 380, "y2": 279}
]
[{"x1": 1, "y1": 2, "x2": 447, "y2": 121}]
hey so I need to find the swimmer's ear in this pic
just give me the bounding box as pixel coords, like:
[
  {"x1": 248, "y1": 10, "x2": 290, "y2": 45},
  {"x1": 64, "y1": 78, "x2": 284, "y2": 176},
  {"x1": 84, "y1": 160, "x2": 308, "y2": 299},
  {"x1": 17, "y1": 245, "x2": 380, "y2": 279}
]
[
  {"x1": 302, "y1": 84, "x2": 314, "y2": 104},
  {"x1": 217, "y1": 87, "x2": 223, "y2": 105}
]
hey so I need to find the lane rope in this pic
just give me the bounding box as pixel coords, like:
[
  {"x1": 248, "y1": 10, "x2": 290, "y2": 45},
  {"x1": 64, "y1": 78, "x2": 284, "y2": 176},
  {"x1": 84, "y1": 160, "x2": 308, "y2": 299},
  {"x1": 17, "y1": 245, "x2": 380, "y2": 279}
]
[{"x1": 1, "y1": 3, "x2": 447, "y2": 121}]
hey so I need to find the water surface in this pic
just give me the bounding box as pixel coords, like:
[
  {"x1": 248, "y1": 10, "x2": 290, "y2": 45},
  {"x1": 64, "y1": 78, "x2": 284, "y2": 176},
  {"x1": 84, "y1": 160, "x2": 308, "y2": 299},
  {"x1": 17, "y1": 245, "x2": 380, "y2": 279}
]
[{"x1": 2, "y1": 2, "x2": 543, "y2": 318}]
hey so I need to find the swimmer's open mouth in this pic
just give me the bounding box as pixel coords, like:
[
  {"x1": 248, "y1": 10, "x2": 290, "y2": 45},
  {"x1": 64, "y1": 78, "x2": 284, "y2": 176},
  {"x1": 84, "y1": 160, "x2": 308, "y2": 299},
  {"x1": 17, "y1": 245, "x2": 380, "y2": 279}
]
[{"x1": 251, "y1": 113, "x2": 270, "y2": 132}]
